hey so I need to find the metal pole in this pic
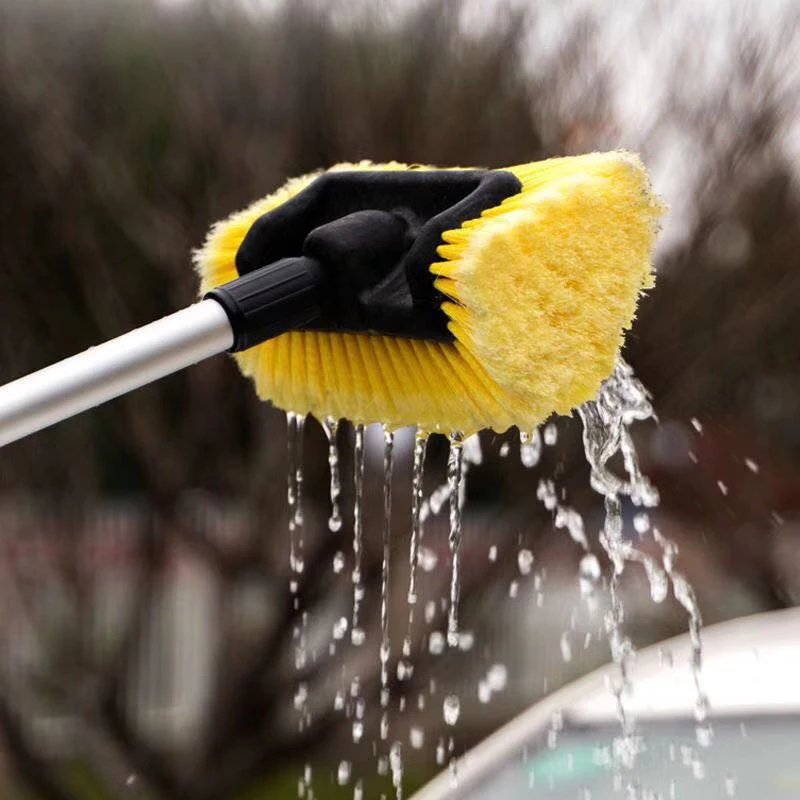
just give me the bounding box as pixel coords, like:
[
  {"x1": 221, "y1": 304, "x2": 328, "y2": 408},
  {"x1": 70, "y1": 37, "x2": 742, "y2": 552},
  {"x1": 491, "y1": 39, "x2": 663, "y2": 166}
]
[{"x1": 0, "y1": 300, "x2": 234, "y2": 448}]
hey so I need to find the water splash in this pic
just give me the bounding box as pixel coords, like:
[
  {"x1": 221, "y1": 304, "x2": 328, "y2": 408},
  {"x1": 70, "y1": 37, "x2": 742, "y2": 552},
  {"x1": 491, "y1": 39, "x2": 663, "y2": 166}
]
[
  {"x1": 446, "y1": 432, "x2": 466, "y2": 648},
  {"x1": 351, "y1": 424, "x2": 366, "y2": 645},
  {"x1": 578, "y1": 359, "x2": 704, "y2": 782},
  {"x1": 579, "y1": 371, "x2": 647, "y2": 749},
  {"x1": 400, "y1": 429, "x2": 428, "y2": 680},
  {"x1": 323, "y1": 417, "x2": 343, "y2": 533},
  {"x1": 380, "y1": 426, "x2": 395, "y2": 741}
]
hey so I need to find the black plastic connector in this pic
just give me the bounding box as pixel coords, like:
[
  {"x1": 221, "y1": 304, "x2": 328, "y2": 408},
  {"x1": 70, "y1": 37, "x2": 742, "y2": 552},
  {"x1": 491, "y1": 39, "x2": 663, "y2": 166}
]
[
  {"x1": 205, "y1": 169, "x2": 523, "y2": 353},
  {"x1": 206, "y1": 257, "x2": 325, "y2": 352}
]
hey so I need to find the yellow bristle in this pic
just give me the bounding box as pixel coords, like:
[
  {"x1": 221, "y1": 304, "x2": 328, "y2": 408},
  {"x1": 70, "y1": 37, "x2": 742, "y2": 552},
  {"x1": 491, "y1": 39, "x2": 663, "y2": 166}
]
[{"x1": 193, "y1": 154, "x2": 665, "y2": 434}]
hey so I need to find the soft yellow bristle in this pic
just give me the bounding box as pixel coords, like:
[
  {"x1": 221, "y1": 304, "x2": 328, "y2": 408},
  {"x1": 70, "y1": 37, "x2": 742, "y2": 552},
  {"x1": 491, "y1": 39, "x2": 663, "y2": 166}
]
[{"x1": 193, "y1": 153, "x2": 665, "y2": 434}]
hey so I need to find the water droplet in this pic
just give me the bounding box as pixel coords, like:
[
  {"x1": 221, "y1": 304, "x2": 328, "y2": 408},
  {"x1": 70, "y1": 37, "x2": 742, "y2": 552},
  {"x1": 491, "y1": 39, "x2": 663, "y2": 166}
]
[
  {"x1": 293, "y1": 683, "x2": 308, "y2": 710},
  {"x1": 544, "y1": 423, "x2": 558, "y2": 446},
  {"x1": 478, "y1": 680, "x2": 491, "y2": 703},
  {"x1": 633, "y1": 513, "x2": 650, "y2": 534},
  {"x1": 499, "y1": 442, "x2": 510, "y2": 457},
  {"x1": 724, "y1": 773, "x2": 738, "y2": 796},
  {"x1": 560, "y1": 631, "x2": 572, "y2": 662},
  {"x1": 690, "y1": 417, "x2": 703, "y2": 433},
  {"x1": 536, "y1": 479, "x2": 557, "y2": 510},
  {"x1": 744, "y1": 458, "x2": 759, "y2": 474},
  {"x1": 351, "y1": 627, "x2": 365, "y2": 647},
  {"x1": 337, "y1": 761, "x2": 351, "y2": 786},
  {"x1": 334, "y1": 690, "x2": 345, "y2": 711},
  {"x1": 457, "y1": 631, "x2": 474, "y2": 651},
  {"x1": 428, "y1": 631, "x2": 445, "y2": 655},
  {"x1": 351, "y1": 721, "x2": 363, "y2": 743},
  {"x1": 488, "y1": 545, "x2": 497, "y2": 562},
  {"x1": 436, "y1": 738, "x2": 446, "y2": 765},
  {"x1": 418, "y1": 547, "x2": 438, "y2": 572},
  {"x1": 554, "y1": 506, "x2": 588, "y2": 549},
  {"x1": 125, "y1": 775, "x2": 136, "y2": 787},
  {"x1": 520, "y1": 429, "x2": 543, "y2": 468},
  {"x1": 517, "y1": 549, "x2": 534, "y2": 575},
  {"x1": 376, "y1": 756, "x2": 388, "y2": 776},
  {"x1": 579, "y1": 554, "x2": 601, "y2": 595},
  {"x1": 353, "y1": 780, "x2": 363, "y2": 800},
  {"x1": 694, "y1": 693, "x2": 711, "y2": 723},
  {"x1": 409, "y1": 726, "x2": 425, "y2": 749},
  {"x1": 487, "y1": 664, "x2": 507, "y2": 692},
  {"x1": 717, "y1": 480, "x2": 728, "y2": 496},
  {"x1": 508, "y1": 580, "x2": 519, "y2": 598},
  {"x1": 424, "y1": 601, "x2": 436, "y2": 623},
  {"x1": 333, "y1": 617, "x2": 348, "y2": 640},
  {"x1": 692, "y1": 758, "x2": 706, "y2": 780},
  {"x1": 333, "y1": 551, "x2": 345, "y2": 573},
  {"x1": 696, "y1": 723, "x2": 714, "y2": 748},
  {"x1": 443, "y1": 695, "x2": 460, "y2": 726},
  {"x1": 397, "y1": 660, "x2": 413, "y2": 681}
]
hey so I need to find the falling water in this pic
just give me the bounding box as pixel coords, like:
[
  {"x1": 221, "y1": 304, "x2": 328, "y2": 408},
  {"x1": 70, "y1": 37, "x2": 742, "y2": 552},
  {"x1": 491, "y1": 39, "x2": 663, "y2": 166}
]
[
  {"x1": 446, "y1": 433, "x2": 466, "y2": 648},
  {"x1": 323, "y1": 417, "x2": 343, "y2": 533},
  {"x1": 351, "y1": 424, "x2": 366, "y2": 645},
  {"x1": 286, "y1": 412, "x2": 303, "y2": 580},
  {"x1": 653, "y1": 527, "x2": 711, "y2": 738},
  {"x1": 578, "y1": 363, "x2": 655, "y2": 749},
  {"x1": 399, "y1": 430, "x2": 428, "y2": 680},
  {"x1": 578, "y1": 360, "x2": 705, "y2": 775},
  {"x1": 287, "y1": 412, "x2": 310, "y2": 797},
  {"x1": 380, "y1": 427, "x2": 395, "y2": 742},
  {"x1": 294, "y1": 415, "x2": 306, "y2": 528}
]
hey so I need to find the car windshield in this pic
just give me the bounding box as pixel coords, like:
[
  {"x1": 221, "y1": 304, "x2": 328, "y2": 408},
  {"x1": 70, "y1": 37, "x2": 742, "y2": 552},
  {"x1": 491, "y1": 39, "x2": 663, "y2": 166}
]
[{"x1": 461, "y1": 716, "x2": 800, "y2": 799}]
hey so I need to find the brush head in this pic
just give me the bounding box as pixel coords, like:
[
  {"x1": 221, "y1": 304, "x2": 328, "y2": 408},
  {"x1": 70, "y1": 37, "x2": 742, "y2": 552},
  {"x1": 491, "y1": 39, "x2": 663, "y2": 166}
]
[{"x1": 194, "y1": 153, "x2": 665, "y2": 434}]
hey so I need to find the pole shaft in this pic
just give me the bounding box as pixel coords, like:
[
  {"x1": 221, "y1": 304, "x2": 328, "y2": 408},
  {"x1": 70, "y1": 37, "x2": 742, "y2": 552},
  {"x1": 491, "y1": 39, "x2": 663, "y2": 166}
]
[{"x1": 0, "y1": 300, "x2": 233, "y2": 448}]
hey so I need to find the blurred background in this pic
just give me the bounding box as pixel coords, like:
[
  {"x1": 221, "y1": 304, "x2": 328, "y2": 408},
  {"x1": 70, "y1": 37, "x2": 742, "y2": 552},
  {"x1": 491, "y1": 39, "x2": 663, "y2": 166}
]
[{"x1": 1, "y1": 0, "x2": 800, "y2": 797}]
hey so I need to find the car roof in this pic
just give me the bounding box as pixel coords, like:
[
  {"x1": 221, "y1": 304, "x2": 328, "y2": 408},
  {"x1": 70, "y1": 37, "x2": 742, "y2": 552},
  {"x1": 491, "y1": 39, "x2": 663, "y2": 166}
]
[{"x1": 412, "y1": 607, "x2": 800, "y2": 800}]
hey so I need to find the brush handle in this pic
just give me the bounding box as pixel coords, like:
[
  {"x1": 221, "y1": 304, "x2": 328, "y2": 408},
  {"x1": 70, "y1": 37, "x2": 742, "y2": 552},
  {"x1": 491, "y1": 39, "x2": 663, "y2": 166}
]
[{"x1": 0, "y1": 300, "x2": 234, "y2": 448}]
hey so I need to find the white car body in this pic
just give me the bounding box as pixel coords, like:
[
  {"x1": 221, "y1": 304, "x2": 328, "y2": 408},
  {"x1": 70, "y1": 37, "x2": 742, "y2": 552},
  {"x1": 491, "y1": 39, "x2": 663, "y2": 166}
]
[{"x1": 412, "y1": 607, "x2": 800, "y2": 799}]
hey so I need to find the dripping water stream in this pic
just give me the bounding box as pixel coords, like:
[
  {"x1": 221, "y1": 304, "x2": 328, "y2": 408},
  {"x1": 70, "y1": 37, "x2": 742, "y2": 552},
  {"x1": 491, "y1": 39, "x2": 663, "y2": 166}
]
[
  {"x1": 399, "y1": 430, "x2": 428, "y2": 680},
  {"x1": 446, "y1": 433, "x2": 466, "y2": 648},
  {"x1": 323, "y1": 417, "x2": 343, "y2": 533},
  {"x1": 578, "y1": 360, "x2": 708, "y2": 777},
  {"x1": 351, "y1": 424, "x2": 366, "y2": 645},
  {"x1": 287, "y1": 412, "x2": 311, "y2": 798},
  {"x1": 380, "y1": 427, "x2": 394, "y2": 743}
]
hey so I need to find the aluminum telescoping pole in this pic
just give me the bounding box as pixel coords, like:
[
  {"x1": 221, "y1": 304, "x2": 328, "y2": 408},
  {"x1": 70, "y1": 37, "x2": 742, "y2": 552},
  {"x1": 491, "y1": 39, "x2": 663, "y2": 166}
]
[{"x1": 0, "y1": 300, "x2": 234, "y2": 448}]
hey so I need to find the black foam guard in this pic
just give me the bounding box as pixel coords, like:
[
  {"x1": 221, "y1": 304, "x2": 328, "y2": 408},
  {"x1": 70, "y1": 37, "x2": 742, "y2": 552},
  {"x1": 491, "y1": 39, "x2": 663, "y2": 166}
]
[{"x1": 235, "y1": 169, "x2": 522, "y2": 341}]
